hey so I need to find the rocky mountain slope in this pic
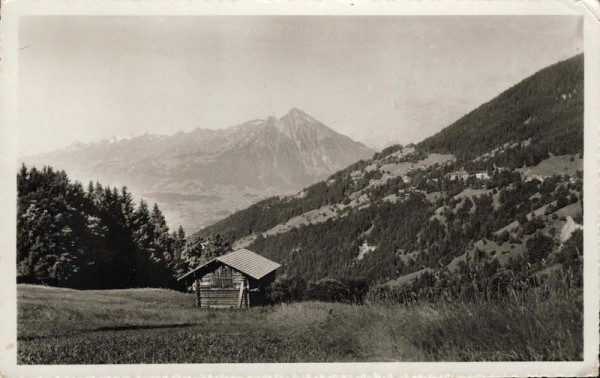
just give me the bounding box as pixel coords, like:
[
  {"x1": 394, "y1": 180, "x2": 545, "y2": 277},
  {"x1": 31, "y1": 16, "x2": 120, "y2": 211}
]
[
  {"x1": 23, "y1": 108, "x2": 373, "y2": 230},
  {"x1": 193, "y1": 54, "x2": 584, "y2": 289}
]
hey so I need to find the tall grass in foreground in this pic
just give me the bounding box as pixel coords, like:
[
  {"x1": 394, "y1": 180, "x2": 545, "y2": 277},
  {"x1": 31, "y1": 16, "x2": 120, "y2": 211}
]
[
  {"x1": 355, "y1": 288, "x2": 582, "y2": 361},
  {"x1": 17, "y1": 284, "x2": 582, "y2": 363},
  {"x1": 357, "y1": 271, "x2": 583, "y2": 361}
]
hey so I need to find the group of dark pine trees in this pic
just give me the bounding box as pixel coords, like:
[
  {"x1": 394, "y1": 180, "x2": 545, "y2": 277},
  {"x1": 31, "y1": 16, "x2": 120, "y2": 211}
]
[{"x1": 17, "y1": 164, "x2": 227, "y2": 290}]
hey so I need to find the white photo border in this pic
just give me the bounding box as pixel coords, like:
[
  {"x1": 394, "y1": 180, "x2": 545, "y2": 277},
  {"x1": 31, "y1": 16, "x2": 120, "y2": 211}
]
[{"x1": 1, "y1": 0, "x2": 599, "y2": 377}]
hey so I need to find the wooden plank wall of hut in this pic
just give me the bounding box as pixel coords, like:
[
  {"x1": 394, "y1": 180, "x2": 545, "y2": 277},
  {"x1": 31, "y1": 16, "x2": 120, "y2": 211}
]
[{"x1": 197, "y1": 267, "x2": 247, "y2": 308}]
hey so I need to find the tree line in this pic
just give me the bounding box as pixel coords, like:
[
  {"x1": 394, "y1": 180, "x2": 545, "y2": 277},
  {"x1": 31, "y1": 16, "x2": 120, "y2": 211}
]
[{"x1": 17, "y1": 164, "x2": 229, "y2": 289}]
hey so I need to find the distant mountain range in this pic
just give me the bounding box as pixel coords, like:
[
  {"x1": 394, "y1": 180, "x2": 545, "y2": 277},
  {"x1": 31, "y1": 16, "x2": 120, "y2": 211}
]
[{"x1": 22, "y1": 108, "x2": 374, "y2": 230}]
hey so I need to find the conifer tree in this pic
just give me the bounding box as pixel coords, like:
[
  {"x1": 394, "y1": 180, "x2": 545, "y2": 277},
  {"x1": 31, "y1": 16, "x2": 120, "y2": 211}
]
[{"x1": 120, "y1": 186, "x2": 135, "y2": 230}]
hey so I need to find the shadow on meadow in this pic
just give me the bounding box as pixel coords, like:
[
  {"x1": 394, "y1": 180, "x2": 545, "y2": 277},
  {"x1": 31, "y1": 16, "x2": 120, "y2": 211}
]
[{"x1": 17, "y1": 284, "x2": 582, "y2": 364}]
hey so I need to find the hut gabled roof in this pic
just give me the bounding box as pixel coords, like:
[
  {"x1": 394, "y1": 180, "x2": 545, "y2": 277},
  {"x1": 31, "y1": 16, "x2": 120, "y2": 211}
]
[
  {"x1": 216, "y1": 248, "x2": 281, "y2": 279},
  {"x1": 178, "y1": 248, "x2": 281, "y2": 281}
]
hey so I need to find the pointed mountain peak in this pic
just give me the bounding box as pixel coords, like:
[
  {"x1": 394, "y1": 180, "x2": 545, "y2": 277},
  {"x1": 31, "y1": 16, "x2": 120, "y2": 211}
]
[
  {"x1": 286, "y1": 107, "x2": 305, "y2": 116},
  {"x1": 273, "y1": 108, "x2": 347, "y2": 143},
  {"x1": 284, "y1": 107, "x2": 314, "y2": 121},
  {"x1": 280, "y1": 108, "x2": 323, "y2": 133}
]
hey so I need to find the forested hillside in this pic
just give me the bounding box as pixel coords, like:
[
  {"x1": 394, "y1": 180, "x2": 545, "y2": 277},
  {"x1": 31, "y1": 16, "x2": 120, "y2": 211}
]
[
  {"x1": 192, "y1": 54, "x2": 584, "y2": 300},
  {"x1": 419, "y1": 54, "x2": 583, "y2": 163}
]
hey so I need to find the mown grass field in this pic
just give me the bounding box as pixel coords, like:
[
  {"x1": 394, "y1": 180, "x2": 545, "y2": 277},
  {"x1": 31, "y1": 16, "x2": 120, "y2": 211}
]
[{"x1": 17, "y1": 284, "x2": 583, "y2": 364}]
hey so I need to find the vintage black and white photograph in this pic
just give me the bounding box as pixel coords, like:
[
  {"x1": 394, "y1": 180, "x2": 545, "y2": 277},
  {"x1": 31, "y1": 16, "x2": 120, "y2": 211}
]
[{"x1": 1, "y1": 0, "x2": 599, "y2": 377}]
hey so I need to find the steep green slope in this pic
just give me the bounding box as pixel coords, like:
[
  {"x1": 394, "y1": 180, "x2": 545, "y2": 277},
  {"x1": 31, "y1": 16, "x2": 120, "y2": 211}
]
[
  {"x1": 194, "y1": 158, "x2": 383, "y2": 243},
  {"x1": 191, "y1": 55, "x2": 584, "y2": 289}
]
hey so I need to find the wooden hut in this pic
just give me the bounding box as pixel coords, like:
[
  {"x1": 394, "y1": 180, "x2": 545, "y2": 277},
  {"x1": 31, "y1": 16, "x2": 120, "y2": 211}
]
[{"x1": 178, "y1": 248, "x2": 281, "y2": 308}]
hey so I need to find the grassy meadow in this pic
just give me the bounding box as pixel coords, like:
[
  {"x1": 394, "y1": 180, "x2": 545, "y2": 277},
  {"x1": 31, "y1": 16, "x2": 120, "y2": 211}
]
[{"x1": 17, "y1": 284, "x2": 582, "y2": 364}]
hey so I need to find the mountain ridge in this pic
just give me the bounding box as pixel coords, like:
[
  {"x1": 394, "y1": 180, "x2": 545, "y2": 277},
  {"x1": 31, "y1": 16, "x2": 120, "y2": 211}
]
[{"x1": 22, "y1": 108, "x2": 374, "y2": 230}]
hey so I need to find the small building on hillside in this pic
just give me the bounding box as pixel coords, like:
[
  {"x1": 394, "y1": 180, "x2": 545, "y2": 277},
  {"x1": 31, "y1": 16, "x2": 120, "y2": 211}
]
[{"x1": 178, "y1": 248, "x2": 281, "y2": 308}]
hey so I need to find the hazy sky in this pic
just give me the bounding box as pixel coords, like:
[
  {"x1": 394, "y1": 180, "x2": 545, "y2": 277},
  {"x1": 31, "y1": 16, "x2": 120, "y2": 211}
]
[{"x1": 18, "y1": 16, "x2": 582, "y2": 154}]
